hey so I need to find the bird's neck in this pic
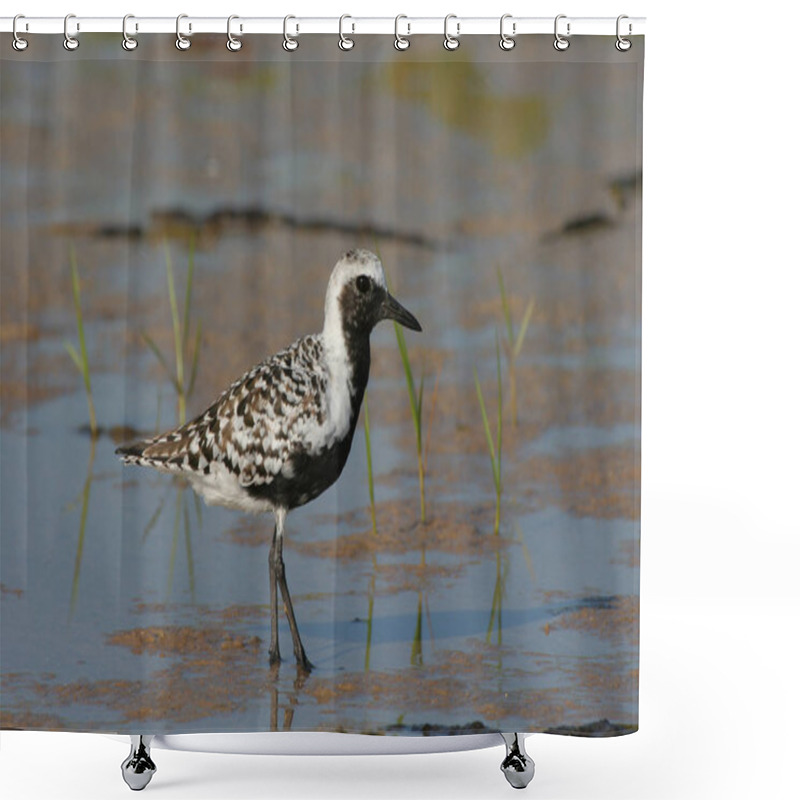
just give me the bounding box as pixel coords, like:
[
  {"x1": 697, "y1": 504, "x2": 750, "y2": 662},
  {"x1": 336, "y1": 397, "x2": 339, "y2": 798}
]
[{"x1": 322, "y1": 314, "x2": 371, "y2": 420}]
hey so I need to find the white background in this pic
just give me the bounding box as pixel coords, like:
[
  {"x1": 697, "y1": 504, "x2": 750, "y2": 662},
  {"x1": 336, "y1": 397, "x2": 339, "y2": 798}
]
[{"x1": 2, "y1": 1, "x2": 799, "y2": 798}]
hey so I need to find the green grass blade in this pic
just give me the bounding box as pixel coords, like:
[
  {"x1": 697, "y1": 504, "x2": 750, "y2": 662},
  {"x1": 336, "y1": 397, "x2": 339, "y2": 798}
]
[
  {"x1": 474, "y1": 367, "x2": 499, "y2": 493},
  {"x1": 183, "y1": 495, "x2": 195, "y2": 601},
  {"x1": 513, "y1": 300, "x2": 535, "y2": 359},
  {"x1": 69, "y1": 440, "x2": 96, "y2": 617},
  {"x1": 364, "y1": 579, "x2": 375, "y2": 672},
  {"x1": 411, "y1": 592, "x2": 423, "y2": 666},
  {"x1": 64, "y1": 341, "x2": 85, "y2": 377},
  {"x1": 187, "y1": 321, "x2": 202, "y2": 398},
  {"x1": 495, "y1": 332, "x2": 503, "y2": 488},
  {"x1": 167, "y1": 488, "x2": 181, "y2": 597},
  {"x1": 497, "y1": 268, "x2": 514, "y2": 344},
  {"x1": 142, "y1": 495, "x2": 166, "y2": 542},
  {"x1": 164, "y1": 243, "x2": 184, "y2": 399},
  {"x1": 394, "y1": 322, "x2": 421, "y2": 445},
  {"x1": 416, "y1": 373, "x2": 425, "y2": 453},
  {"x1": 142, "y1": 333, "x2": 181, "y2": 395},
  {"x1": 68, "y1": 248, "x2": 97, "y2": 436},
  {"x1": 363, "y1": 392, "x2": 378, "y2": 537},
  {"x1": 182, "y1": 234, "x2": 196, "y2": 351}
]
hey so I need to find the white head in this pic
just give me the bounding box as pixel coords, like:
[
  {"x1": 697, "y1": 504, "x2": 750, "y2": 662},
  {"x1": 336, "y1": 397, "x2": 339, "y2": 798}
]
[{"x1": 322, "y1": 249, "x2": 421, "y2": 344}]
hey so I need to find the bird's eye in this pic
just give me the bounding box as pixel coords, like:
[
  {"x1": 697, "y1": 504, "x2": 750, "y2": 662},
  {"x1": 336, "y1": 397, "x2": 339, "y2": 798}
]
[{"x1": 356, "y1": 275, "x2": 371, "y2": 294}]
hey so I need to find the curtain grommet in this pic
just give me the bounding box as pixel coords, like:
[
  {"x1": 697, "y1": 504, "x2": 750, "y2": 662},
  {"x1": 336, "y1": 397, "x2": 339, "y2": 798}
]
[
  {"x1": 12, "y1": 14, "x2": 29, "y2": 51},
  {"x1": 338, "y1": 14, "x2": 355, "y2": 51},
  {"x1": 615, "y1": 15, "x2": 632, "y2": 51},
  {"x1": 283, "y1": 16, "x2": 299, "y2": 51},
  {"x1": 443, "y1": 14, "x2": 460, "y2": 51},
  {"x1": 175, "y1": 13, "x2": 191, "y2": 51},
  {"x1": 499, "y1": 14, "x2": 516, "y2": 51},
  {"x1": 63, "y1": 13, "x2": 79, "y2": 51},
  {"x1": 554, "y1": 14, "x2": 570, "y2": 51},
  {"x1": 227, "y1": 15, "x2": 243, "y2": 52},
  {"x1": 394, "y1": 15, "x2": 410, "y2": 51},
  {"x1": 122, "y1": 14, "x2": 138, "y2": 51}
]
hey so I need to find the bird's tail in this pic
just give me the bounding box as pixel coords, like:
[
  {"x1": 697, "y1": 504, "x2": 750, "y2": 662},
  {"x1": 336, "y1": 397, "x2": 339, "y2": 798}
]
[
  {"x1": 116, "y1": 433, "x2": 193, "y2": 474},
  {"x1": 115, "y1": 439, "x2": 154, "y2": 467}
]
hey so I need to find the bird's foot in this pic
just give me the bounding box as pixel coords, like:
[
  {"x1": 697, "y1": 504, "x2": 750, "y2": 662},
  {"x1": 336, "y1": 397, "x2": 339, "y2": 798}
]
[
  {"x1": 295, "y1": 651, "x2": 314, "y2": 674},
  {"x1": 268, "y1": 648, "x2": 281, "y2": 666}
]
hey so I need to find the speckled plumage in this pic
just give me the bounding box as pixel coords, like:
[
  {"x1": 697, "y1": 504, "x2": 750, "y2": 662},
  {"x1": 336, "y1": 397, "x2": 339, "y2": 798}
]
[
  {"x1": 117, "y1": 249, "x2": 421, "y2": 670},
  {"x1": 118, "y1": 332, "x2": 347, "y2": 513}
]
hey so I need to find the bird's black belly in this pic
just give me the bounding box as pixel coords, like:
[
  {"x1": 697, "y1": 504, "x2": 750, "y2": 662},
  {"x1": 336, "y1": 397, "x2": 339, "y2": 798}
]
[{"x1": 244, "y1": 433, "x2": 356, "y2": 511}]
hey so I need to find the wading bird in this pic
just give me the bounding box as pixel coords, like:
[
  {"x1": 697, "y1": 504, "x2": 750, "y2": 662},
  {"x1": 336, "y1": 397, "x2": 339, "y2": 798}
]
[{"x1": 117, "y1": 249, "x2": 421, "y2": 672}]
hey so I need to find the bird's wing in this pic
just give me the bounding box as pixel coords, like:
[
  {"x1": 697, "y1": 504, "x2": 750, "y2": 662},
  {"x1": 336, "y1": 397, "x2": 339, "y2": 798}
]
[{"x1": 118, "y1": 335, "x2": 330, "y2": 487}]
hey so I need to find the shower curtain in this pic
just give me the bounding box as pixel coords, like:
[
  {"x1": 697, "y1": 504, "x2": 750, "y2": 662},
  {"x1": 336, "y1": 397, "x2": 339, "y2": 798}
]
[{"x1": 1, "y1": 30, "x2": 643, "y2": 739}]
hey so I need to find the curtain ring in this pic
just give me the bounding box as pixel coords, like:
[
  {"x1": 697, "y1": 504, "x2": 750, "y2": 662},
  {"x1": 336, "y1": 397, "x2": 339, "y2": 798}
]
[
  {"x1": 227, "y1": 15, "x2": 243, "y2": 51},
  {"x1": 443, "y1": 14, "x2": 460, "y2": 51},
  {"x1": 615, "y1": 15, "x2": 632, "y2": 52},
  {"x1": 283, "y1": 15, "x2": 299, "y2": 51},
  {"x1": 339, "y1": 14, "x2": 355, "y2": 51},
  {"x1": 122, "y1": 14, "x2": 138, "y2": 51},
  {"x1": 63, "y1": 13, "x2": 79, "y2": 51},
  {"x1": 176, "y1": 13, "x2": 191, "y2": 51},
  {"x1": 394, "y1": 15, "x2": 410, "y2": 51},
  {"x1": 553, "y1": 14, "x2": 570, "y2": 51},
  {"x1": 12, "y1": 15, "x2": 29, "y2": 51},
  {"x1": 499, "y1": 14, "x2": 515, "y2": 51}
]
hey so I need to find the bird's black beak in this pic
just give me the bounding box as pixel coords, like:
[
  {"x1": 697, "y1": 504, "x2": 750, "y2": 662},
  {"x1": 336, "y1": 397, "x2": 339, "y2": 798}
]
[{"x1": 381, "y1": 292, "x2": 422, "y2": 332}]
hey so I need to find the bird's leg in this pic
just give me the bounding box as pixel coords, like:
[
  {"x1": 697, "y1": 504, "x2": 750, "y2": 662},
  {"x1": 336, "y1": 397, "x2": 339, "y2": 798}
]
[
  {"x1": 268, "y1": 521, "x2": 280, "y2": 665},
  {"x1": 274, "y1": 510, "x2": 313, "y2": 673}
]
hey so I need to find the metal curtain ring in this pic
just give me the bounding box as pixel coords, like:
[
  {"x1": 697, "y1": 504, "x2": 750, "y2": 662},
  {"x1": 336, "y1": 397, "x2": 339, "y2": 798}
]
[
  {"x1": 339, "y1": 14, "x2": 354, "y2": 51},
  {"x1": 12, "y1": 14, "x2": 29, "y2": 51},
  {"x1": 227, "y1": 15, "x2": 242, "y2": 51},
  {"x1": 443, "y1": 14, "x2": 460, "y2": 51},
  {"x1": 63, "y1": 13, "x2": 79, "y2": 51},
  {"x1": 394, "y1": 14, "x2": 410, "y2": 51},
  {"x1": 499, "y1": 14, "x2": 515, "y2": 51},
  {"x1": 615, "y1": 15, "x2": 632, "y2": 51},
  {"x1": 176, "y1": 13, "x2": 191, "y2": 50},
  {"x1": 122, "y1": 14, "x2": 138, "y2": 51},
  {"x1": 553, "y1": 14, "x2": 570, "y2": 51},
  {"x1": 283, "y1": 15, "x2": 299, "y2": 51}
]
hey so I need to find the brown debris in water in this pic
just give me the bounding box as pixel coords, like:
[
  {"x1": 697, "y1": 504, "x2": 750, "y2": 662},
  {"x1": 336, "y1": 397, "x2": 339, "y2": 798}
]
[
  {"x1": 307, "y1": 641, "x2": 634, "y2": 732},
  {"x1": 106, "y1": 626, "x2": 261, "y2": 656},
  {"x1": 373, "y1": 561, "x2": 464, "y2": 595},
  {"x1": 226, "y1": 497, "x2": 502, "y2": 559},
  {"x1": 299, "y1": 499, "x2": 503, "y2": 561},
  {"x1": 25, "y1": 624, "x2": 270, "y2": 727},
  {"x1": 524, "y1": 445, "x2": 639, "y2": 520},
  {"x1": 545, "y1": 596, "x2": 639, "y2": 647}
]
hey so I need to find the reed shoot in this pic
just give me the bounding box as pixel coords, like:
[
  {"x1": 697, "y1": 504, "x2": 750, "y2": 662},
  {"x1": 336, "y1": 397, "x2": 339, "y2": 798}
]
[
  {"x1": 474, "y1": 334, "x2": 503, "y2": 536},
  {"x1": 497, "y1": 269, "x2": 534, "y2": 427},
  {"x1": 363, "y1": 392, "x2": 378, "y2": 537},
  {"x1": 69, "y1": 439, "x2": 97, "y2": 617},
  {"x1": 363, "y1": 393, "x2": 378, "y2": 671},
  {"x1": 394, "y1": 320, "x2": 427, "y2": 523},
  {"x1": 143, "y1": 240, "x2": 202, "y2": 426},
  {"x1": 486, "y1": 550, "x2": 507, "y2": 646},
  {"x1": 64, "y1": 247, "x2": 98, "y2": 437}
]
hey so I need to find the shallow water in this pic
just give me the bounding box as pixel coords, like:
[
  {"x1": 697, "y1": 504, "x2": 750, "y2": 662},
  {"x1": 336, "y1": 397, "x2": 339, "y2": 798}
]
[{"x1": 1, "y1": 36, "x2": 641, "y2": 736}]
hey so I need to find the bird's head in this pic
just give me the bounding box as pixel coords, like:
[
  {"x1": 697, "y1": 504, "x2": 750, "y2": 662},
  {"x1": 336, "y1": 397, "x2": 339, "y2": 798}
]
[{"x1": 324, "y1": 249, "x2": 422, "y2": 338}]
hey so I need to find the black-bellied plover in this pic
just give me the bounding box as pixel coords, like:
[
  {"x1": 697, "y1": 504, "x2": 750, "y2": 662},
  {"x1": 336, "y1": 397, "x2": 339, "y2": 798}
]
[{"x1": 117, "y1": 249, "x2": 421, "y2": 672}]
